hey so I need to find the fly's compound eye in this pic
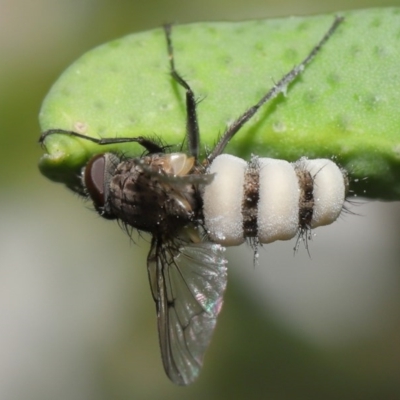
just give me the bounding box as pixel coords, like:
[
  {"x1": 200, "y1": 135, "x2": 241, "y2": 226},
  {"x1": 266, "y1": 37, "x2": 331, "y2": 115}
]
[{"x1": 84, "y1": 154, "x2": 117, "y2": 220}]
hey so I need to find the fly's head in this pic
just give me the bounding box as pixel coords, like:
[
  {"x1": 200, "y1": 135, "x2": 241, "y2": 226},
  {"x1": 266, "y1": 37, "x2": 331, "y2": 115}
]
[{"x1": 83, "y1": 152, "x2": 120, "y2": 220}]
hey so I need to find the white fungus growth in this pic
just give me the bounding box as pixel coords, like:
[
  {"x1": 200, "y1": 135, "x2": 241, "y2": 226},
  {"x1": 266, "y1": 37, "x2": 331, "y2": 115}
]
[{"x1": 203, "y1": 155, "x2": 347, "y2": 246}]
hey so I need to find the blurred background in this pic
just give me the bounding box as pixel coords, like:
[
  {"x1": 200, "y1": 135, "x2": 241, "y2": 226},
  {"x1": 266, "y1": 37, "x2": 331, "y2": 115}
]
[{"x1": 2, "y1": 0, "x2": 400, "y2": 399}]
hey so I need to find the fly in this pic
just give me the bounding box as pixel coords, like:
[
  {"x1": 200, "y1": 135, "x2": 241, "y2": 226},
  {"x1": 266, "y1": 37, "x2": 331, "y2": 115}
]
[{"x1": 39, "y1": 16, "x2": 345, "y2": 385}]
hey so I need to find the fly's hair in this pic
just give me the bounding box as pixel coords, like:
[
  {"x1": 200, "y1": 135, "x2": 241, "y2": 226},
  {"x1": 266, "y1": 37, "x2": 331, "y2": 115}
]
[
  {"x1": 294, "y1": 158, "x2": 325, "y2": 255},
  {"x1": 243, "y1": 155, "x2": 261, "y2": 251},
  {"x1": 294, "y1": 157, "x2": 349, "y2": 254},
  {"x1": 117, "y1": 218, "x2": 139, "y2": 243},
  {"x1": 325, "y1": 156, "x2": 361, "y2": 218}
]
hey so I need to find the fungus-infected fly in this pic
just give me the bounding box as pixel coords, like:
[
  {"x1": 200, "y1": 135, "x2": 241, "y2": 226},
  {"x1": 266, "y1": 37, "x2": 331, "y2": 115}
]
[{"x1": 39, "y1": 16, "x2": 345, "y2": 385}]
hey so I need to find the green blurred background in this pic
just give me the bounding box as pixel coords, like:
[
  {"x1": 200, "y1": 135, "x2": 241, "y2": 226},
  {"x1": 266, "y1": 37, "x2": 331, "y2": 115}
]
[{"x1": 2, "y1": 0, "x2": 400, "y2": 399}]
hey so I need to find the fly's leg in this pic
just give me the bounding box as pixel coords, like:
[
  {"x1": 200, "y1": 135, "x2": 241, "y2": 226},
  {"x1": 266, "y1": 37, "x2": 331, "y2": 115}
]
[
  {"x1": 39, "y1": 128, "x2": 165, "y2": 153},
  {"x1": 207, "y1": 15, "x2": 344, "y2": 164},
  {"x1": 164, "y1": 24, "x2": 200, "y2": 161}
]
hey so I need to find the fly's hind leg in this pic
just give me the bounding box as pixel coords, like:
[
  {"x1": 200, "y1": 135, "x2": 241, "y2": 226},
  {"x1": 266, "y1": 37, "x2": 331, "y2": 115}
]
[
  {"x1": 164, "y1": 24, "x2": 201, "y2": 160},
  {"x1": 207, "y1": 16, "x2": 344, "y2": 164}
]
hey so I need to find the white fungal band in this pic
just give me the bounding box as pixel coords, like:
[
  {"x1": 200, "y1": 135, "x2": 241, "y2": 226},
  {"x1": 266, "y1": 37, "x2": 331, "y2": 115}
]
[
  {"x1": 203, "y1": 154, "x2": 247, "y2": 246},
  {"x1": 300, "y1": 159, "x2": 346, "y2": 228},
  {"x1": 203, "y1": 155, "x2": 347, "y2": 246},
  {"x1": 258, "y1": 158, "x2": 300, "y2": 243}
]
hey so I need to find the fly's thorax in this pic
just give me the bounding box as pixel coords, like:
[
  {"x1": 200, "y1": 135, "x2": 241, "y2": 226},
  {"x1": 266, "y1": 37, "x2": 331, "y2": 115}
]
[
  {"x1": 101, "y1": 153, "x2": 202, "y2": 235},
  {"x1": 202, "y1": 154, "x2": 348, "y2": 246}
]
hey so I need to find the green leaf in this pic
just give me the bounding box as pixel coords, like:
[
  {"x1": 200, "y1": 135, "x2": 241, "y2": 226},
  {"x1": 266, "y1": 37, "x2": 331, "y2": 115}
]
[{"x1": 39, "y1": 8, "x2": 400, "y2": 200}]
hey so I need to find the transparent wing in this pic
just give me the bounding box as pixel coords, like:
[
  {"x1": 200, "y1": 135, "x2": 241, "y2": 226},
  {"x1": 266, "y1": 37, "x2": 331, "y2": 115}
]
[{"x1": 147, "y1": 230, "x2": 227, "y2": 385}]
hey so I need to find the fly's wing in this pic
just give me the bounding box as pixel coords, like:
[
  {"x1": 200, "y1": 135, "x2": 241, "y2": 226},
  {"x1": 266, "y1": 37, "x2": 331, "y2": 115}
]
[
  {"x1": 137, "y1": 158, "x2": 215, "y2": 187},
  {"x1": 147, "y1": 230, "x2": 227, "y2": 385}
]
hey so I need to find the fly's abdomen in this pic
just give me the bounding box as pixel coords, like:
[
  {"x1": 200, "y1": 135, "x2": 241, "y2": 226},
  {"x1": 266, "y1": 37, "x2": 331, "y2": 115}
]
[{"x1": 203, "y1": 154, "x2": 348, "y2": 246}]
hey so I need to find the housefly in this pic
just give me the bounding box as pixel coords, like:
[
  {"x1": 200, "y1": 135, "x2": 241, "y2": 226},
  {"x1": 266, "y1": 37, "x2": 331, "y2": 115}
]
[{"x1": 39, "y1": 16, "x2": 344, "y2": 385}]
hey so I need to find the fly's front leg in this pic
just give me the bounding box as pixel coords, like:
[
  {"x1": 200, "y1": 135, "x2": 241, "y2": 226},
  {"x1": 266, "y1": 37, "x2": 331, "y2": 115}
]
[{"x1": 39, "y1": 128, "x2": 165, "y2": 154}]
